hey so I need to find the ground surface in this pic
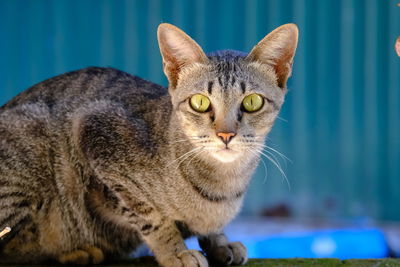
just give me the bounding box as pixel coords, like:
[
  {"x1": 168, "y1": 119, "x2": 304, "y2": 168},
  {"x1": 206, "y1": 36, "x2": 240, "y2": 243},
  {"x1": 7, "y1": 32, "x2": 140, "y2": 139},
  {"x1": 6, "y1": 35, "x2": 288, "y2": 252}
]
[{"x1": 3, "y1": 257, "x2": 400, "y2": 267}]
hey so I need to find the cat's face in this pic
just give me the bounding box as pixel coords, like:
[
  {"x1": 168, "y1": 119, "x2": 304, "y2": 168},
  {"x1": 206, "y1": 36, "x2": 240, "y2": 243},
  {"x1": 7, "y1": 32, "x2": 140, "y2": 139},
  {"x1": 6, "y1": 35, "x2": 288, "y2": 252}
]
[
  {"x1": 158, "y1": 24, "x2": 298, "y2": 163},
  {"x1": 170, "y1": 59, "x2": 285, "y2": 163}
]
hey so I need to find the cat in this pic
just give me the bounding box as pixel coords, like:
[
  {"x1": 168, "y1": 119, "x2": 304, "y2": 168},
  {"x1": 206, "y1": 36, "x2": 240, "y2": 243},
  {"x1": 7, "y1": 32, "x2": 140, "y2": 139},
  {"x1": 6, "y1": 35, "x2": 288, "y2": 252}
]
[{"x1": 0, "y1": 23, "x2": 298, "y2": 267}]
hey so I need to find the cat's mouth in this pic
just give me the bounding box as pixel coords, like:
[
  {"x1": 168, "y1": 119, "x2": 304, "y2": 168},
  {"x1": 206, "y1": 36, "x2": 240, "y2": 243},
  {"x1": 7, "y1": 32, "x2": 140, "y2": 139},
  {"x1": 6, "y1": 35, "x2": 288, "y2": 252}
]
[{"x1": 211, "y1": 147, "x2": 240, "y2": 163}]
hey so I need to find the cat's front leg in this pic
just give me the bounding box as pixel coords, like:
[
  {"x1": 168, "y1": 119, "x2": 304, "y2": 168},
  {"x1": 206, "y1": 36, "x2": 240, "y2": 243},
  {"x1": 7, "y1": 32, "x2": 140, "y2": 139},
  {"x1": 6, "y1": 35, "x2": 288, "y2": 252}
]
[
  {"x1": 140, "y1": 221, "x2": 208, "y2": 267},
  {"x1": 198, "y1": 233, "x2": 247, "y2": 266},
  {"x1": 74, "y1": 108, "x2": 208, "y2": 267},
  {"x1": 117, "y1": 199, "x2": 209, "y2": 267}
]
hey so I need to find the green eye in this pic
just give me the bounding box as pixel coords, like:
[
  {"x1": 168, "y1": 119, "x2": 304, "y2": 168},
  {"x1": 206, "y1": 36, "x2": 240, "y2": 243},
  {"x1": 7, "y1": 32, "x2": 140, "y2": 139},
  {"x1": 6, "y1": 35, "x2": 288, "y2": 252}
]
[
  {"x1": 190, "y1": 94, "x2": 211, "y2": 112},
  {"x1": 242, "y1": 94, "x2": 264, "y2": 112}
]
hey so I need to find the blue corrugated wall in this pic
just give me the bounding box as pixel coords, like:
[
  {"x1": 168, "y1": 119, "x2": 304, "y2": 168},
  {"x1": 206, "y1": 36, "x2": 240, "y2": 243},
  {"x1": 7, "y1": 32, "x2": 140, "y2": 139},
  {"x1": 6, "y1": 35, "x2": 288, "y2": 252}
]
[{"x1": 0, "y1": 0, "x2": 399, "y2": 221}]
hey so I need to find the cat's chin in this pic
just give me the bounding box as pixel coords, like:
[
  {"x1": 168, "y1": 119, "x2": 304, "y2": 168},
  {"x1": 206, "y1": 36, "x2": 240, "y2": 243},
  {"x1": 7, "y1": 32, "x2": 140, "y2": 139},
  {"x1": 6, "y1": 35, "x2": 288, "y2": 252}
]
[{"x1": 210, "y1": 148, "x2": 241, "y2": 163}]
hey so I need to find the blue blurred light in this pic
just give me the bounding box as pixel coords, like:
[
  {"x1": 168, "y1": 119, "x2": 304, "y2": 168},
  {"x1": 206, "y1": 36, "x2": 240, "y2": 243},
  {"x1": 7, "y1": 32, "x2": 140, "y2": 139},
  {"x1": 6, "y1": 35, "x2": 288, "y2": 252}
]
[
  {"x1": 244, "y1": 229, "x2": 388, "y2": 259},
  {"x1": 186, "y1": 228, "x2": 389, "y2": 259}
]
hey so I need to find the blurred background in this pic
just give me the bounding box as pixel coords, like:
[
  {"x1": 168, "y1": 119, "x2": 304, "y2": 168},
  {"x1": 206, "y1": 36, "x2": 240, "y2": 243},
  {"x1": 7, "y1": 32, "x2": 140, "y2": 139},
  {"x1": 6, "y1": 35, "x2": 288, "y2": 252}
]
[{"x1": 0, "y1": 0, "x2": 399, "y2": 260}]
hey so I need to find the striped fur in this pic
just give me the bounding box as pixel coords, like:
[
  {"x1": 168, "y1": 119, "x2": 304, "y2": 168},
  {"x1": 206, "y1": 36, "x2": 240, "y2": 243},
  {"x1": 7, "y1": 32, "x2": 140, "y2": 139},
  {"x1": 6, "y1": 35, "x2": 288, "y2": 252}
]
[{"x1": 0, "y1": 23, "x2": 298, "y2": 266}]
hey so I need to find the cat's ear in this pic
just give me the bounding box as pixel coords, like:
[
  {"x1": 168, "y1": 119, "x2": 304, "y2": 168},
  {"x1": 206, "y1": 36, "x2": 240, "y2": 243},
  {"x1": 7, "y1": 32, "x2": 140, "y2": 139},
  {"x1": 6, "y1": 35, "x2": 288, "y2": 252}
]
[
  {"x1": 157, "y1": 23, "x2": 207, "y2": 88},
  {"x1": 247, "y1": 23, "x2": 299, "y2": 88}
]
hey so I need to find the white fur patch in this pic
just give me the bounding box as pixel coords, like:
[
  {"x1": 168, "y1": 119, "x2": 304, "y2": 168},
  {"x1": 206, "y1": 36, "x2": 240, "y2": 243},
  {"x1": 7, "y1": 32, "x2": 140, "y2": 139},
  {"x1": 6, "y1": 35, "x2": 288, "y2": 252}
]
[{"x1": 210, "y1": 149, "x2": 241, "y2": 163}]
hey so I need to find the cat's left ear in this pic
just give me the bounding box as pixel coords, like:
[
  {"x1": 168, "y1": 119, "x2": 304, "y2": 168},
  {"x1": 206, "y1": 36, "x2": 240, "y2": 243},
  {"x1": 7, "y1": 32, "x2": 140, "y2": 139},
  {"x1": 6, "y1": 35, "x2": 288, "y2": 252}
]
[
  {"x1": 247, "y1": 24, "x2": 299, "y2": 88},
  {"x1": 158, "y1": 23, "x2": 208, "y2": 89}
]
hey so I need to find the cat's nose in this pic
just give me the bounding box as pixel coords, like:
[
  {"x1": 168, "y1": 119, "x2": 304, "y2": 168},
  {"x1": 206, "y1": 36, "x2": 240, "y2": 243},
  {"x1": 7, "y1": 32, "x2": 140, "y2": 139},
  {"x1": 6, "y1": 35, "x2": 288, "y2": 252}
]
[{"x1": 217, "y1": 132, "x2": 236, "y2": 145}]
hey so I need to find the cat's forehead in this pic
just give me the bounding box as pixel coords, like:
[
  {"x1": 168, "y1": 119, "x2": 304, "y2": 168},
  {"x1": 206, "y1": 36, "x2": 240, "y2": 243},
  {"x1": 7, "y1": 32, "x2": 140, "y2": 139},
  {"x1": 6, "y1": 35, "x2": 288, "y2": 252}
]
[
  {"x1": 190, "y1": 51, "x2": 256, "y2": 93},
  {"x1": 207, "y1": 50, "x2": 248, "y2": 79},
  {"x1": 190, "y1": 70, "x2": 253, "y2": 100},
  {"x1": 174, "y1": 49, "x2": 283, "y2": 104}
]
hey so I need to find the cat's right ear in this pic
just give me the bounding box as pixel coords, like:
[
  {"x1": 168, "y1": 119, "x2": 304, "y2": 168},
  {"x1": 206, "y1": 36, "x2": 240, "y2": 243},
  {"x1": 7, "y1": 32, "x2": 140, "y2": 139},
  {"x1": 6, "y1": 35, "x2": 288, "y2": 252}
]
[{"x1": 157, "y1": 23, "x2": 207, "y2": 89}]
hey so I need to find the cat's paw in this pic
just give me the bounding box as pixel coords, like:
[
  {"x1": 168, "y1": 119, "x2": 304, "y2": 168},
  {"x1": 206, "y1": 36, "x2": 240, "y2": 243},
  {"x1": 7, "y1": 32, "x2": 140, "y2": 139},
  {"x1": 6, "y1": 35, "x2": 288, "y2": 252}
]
[
  {"x1": 161, "y1": 250, "x2": 208, "y2": 267},
  {"x1": 58, "y1": 250, "x2": 91, "y2": 265},
  {"x1": 57, "y1": 246, "x2": 104, "y2": 265},
  {"x1": 206, "y1": 241, "x2": 247, "y2": 266},
  {"x1": 177, "y1": 250, "x2": 208, "y2": 267},
  {"x1": 83, "y1": 245, "x2": 105, "y2": 264}
]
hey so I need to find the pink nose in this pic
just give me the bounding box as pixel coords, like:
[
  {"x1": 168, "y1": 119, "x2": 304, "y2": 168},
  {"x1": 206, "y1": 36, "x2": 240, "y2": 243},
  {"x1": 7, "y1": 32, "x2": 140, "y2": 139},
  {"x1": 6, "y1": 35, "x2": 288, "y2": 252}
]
[{"x1": 217, "y1": 132, "x2": 236, "y2": 145}]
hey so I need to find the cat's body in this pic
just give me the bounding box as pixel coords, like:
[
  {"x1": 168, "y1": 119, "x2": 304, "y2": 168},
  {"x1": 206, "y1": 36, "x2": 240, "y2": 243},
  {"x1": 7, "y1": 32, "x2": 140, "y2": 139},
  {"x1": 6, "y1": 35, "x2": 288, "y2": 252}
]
[
  {"x1": 0, "y1": 24, "x2": 298, "y2": 267},
  {"x1": 0, "y1": 66, "x2": 246, "y2": 262}
]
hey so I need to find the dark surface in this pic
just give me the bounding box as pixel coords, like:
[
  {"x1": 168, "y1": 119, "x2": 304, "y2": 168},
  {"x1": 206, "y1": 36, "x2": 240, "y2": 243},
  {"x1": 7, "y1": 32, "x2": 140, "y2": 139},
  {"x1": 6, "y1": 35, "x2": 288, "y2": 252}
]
[{"x1": 2, "y1": 257, "x2": 400, "y2": 267}]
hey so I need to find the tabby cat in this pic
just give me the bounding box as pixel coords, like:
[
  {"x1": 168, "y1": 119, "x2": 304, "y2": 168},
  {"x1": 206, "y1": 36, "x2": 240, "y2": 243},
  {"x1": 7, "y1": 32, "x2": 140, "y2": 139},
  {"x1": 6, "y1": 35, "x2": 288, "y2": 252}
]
[{"x1": 0, "y1": 23, "x2": 298, "y2": 267}]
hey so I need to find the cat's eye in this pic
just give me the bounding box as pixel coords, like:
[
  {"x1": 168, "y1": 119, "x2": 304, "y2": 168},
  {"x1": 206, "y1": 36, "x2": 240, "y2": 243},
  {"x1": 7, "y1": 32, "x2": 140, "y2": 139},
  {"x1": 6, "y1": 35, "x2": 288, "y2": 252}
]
[
  {"x1": 190, "y1": 94, "x2": 211, "y2": 113},
  {"x1": 242, "y1": 94, "x2": 264, "y2": 112}
]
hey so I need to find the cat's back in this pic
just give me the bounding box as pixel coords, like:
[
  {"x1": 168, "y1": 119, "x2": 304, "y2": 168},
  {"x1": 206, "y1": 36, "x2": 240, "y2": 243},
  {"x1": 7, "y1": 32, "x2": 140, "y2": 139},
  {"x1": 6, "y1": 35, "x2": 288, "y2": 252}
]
[
  {"x1": 0, "y1": 67, "x2": 169, "y2": 194},
  {"x1": 0, "y1": 67, "x2": 167, "y2": 115}
]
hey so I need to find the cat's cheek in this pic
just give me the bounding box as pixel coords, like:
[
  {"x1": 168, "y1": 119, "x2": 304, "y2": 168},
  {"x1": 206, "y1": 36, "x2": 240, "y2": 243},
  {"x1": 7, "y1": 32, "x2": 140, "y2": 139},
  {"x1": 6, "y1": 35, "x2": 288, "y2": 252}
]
[
  {"x1": 248, "y1": 114, "x2": 278, "y2": 137},
  {"x1": 178, "y1": 116, "x2": 200, "y2": 139}
]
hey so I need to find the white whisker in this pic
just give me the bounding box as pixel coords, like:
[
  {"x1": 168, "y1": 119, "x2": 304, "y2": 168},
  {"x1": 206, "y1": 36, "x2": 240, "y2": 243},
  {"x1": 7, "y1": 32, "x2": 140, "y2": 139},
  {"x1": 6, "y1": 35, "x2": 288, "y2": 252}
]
[
  {"x1": 277, "y1": 116, "x2": 288, "y2": 123},
  {"x1": 166, "y1": 147, "x2": 202, "y2": 168},
  {"x1": 246, "y1": 148, "x2": 268, "y2": 184},
  {"x1": 185, "y1": 149, "x2": 205, "y2": 167},
  {"x1": 255, "y1": 143, "x2": 292, "y2": 164},
  {"x1": 260, "y1": 148, "x2": 282, "y2": 168},
  {"x1": 174, "y1": 147, "x2": 204, "y2": 170},
  {"x1": 255, "y1": 148, "x2": 291, "y2": 191}
]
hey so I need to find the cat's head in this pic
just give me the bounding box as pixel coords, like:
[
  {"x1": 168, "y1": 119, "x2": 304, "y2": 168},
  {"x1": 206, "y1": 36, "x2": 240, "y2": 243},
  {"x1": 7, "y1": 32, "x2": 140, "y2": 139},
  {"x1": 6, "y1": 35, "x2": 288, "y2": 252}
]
[{"x1": 158, "y1": 23, "x2": 298, "y2": 163}]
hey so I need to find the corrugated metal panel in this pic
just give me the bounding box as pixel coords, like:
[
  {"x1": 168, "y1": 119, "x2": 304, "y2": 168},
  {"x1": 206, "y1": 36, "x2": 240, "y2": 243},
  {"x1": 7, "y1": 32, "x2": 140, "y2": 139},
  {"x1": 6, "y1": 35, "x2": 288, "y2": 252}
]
[{"x1": 0, "y1": 0, "x2": 399, "y2": 220}]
